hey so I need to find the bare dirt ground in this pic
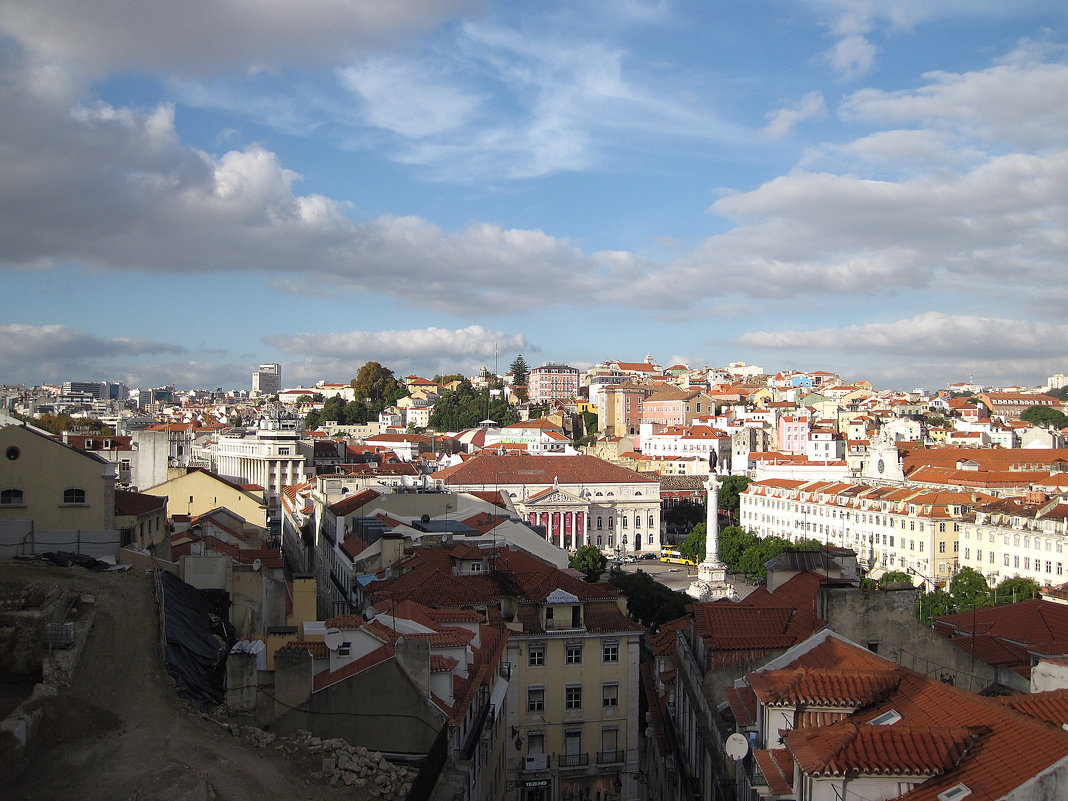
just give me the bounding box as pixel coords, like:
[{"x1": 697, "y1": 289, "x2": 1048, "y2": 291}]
[{"x1": 1, "y1": 561, "x2": 361, "y2": 801}]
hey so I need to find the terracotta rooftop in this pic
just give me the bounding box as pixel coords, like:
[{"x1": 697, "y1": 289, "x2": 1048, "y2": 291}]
[
  {"x1": 433, "y1": 453, "x2": 656, "y2": 486},
  {"x1": 753, "y1": 749, "x2": 794, "y2": 795},
  {"x1": 785, "y1": 721, "x2": 984, "y2": 778}
]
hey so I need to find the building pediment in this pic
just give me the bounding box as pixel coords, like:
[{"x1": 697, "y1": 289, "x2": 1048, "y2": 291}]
[{"x1": 525, "y1": 488, "x2": 586, "y2": 506}]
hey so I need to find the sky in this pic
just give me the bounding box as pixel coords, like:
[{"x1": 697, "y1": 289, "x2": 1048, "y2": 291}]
[{"x1": 2, "y1": 1, "x2": 1068, "y2": 393}]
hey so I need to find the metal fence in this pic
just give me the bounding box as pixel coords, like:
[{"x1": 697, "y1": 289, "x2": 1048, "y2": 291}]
[{"x1": 0, "y1": 524, "x2": 121, "y2": 560}]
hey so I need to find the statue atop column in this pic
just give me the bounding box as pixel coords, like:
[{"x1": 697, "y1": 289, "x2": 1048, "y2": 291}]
[{"x1": 687, "y1": 473, "x2": 736, "y2": 601}]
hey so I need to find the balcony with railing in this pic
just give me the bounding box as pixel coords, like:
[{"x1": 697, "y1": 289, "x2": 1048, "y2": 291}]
[
  {"x1": 558, "y1": 752, "x2": 590, "y2": 768},
  {"x1": 596, "y1": 750, "x2": 625, "y2": 765}
]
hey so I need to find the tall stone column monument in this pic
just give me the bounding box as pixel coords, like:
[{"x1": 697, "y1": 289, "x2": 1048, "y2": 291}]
[{"x1": 687, "y1": 474, "x2": 735, "y2": 601}]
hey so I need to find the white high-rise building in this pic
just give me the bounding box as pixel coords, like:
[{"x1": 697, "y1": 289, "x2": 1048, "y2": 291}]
[{"x1": 252, "y1": 363, "x2": 281, "y2": 395}]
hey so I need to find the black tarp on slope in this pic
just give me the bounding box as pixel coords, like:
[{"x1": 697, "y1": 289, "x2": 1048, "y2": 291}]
[{"x1": 156, "y1": 570, "x2": 236, "y2": 708}]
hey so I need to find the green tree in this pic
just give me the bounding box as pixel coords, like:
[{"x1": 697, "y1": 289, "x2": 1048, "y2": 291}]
[
  {"x1": 949, "y1": 566, "x2": 992, "y2": 612},
  {"x1": 428, "y1": 380, "x2": 519, "y2": 431},
  {"x1": 608, "y1": 570, "x2": 690, "y2": 628},
  {"x1": 351, "y1": 362, "x2": 407, "y2": 417},
  {"x1": 719, "y1": 526, "x2": 758, "y2": 573},
  {"x1": 918, "y1": 588, "x2": 955, "y2": 624},
  {"x1": 737, "y1": 536, "x2": 792, "y2": 583},
  {"x1": 342, "y1": 400, "x2": 368, "y2": 425},
  {"x1": 717, "y1": 476, "x2": 751, "y2": 524},
  {"x1": 879, "y1": 570, "x2": 913, "y2": 586},
  {"x1": 570, "y1": 545, "x2": 608, "y2": 582},
  {"x1": 993, "y1": 576, "x2": 1041, "y2": 604},
  {"x1": 434, "y1": 374, "x2": 464, "y2": 385},
  {"x1": 509, "y1": 354, "x2": 529, "y2": 388},
  {"x1": 678, "y1": 522, "x2": 705, "y2": 564},
  {"x1": 1020, "y1": 405, "x2": 1068, "y2": 429}
]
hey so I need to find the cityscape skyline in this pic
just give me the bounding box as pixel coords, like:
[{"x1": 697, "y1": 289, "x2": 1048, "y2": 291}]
[{"x1": 2, "y1": 2, "x2": 1068, "y2": 390}]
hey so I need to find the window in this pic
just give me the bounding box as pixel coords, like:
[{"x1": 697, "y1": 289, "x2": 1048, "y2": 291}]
[
  {"x1": 566, "y1": 643, "x2": 583, "y2": 665},
  {"x1": 63, "y1": 487, "x2": 86, "y2": 504},
  {"x1": 527, "y1": 687, "x2": 544, "y2": 712},
  {"x1": 602, "y1": 642, "x2": 619, "y2": 663},
  {"x1": 565, "y1": 686, "x2": 582, "y2": 709},
  {"x1": 621, "y1": 517, "x2": 627, "y2": 529},
  {"x1": 602, "y1": 684, "x2": 618, "y2": 707},
  {"x1": 649, "y1": 515, "x2": 655, "y2": 528},
  {"x1": 528, "y1": 645, "x2": 545, "y2": 667},
  {"x1": 939, "y1": 542, "x2": 946, "y2": 553},
  {"x1": 608, "y1": 516, "x2": 614, "y2": 529},
  {"x1": 1, "y1": 488, "x2": 24, "y2": 505},
  {"x1": 597, "y1": 517, "x2": 603, "y2": 530}
]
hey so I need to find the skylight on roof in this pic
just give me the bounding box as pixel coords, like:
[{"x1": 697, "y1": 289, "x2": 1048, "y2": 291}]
[
  {"x1": 869, "y1": 709, "x2": 901, "y2": 726},
  {"x1": 937, "y1": 784, "x2": 971, "y2": 801}
]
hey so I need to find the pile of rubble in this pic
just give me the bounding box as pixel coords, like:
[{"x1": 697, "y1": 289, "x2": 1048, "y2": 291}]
[{"x1": 218, "y1": 721, "x2": 417, "y2": 798}]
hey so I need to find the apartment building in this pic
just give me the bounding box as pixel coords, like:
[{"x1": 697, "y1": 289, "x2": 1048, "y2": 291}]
[
  {"x1": 740, "y1": 478, "x2": 991, "y2": 586},
  {"x1": 527, "y1": 363, "x2": 580, "y2": 404},
  {"x1": 957, "y1": 490, "x2": 1068, "y2": 587},
  {"x1": 362, "y1": 544, "x2": 646, "y2": 801}
]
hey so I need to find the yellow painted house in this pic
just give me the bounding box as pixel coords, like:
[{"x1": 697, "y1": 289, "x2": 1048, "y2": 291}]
[{"x1": 143, "y1": 467, "x2": 268, "y2": 527}]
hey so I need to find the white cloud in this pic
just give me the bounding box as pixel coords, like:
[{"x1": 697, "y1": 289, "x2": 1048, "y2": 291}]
[
  {"x1": 268, "y1": 325, "x2": 530, "y2": 361},
  {"x1": 840, "y1": 57, "x2": 1068, "y2": 149},
  {"x1": 0, "y1": 0, "x2": 479, "y2": 74},
  {"x1": 827, "y1": 34, "x2": 877, "y2": 80},
  {"x1": 0, "y1": 324, "x2": 188, "y2": 384},
  {"x1": 263, "y1": 325, "x2": 536, "y2": 386},
  {"x1": 763, "y1": 91, "x2": 828, "y2": 138},
  {"x1": 736, "y1": 312, "x2": 1068, "y2": 358},
  {"x1": 338, "y1": 58, "x2": 481, "y2": 138},
  {"x1": 734, "y1": 312, "x2": 1068, "y2": 389}
]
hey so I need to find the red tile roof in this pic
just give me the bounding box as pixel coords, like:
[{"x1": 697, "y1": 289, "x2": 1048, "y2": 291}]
[
  {"x1": 785, "y1": 721, "x2": 983, "y2": 778},
  {"x1": 313, "y1": 644, "x2": 395, "y2": 691},
  {"x1": 279, "y1": 640, "x2": 329, "y2": 659},
  {"x1": 754, "y1": 749, "x2": 794, "y2": 795},
  {"x1": 433, "y1": 453, "x2": 656, "y2": 486}
]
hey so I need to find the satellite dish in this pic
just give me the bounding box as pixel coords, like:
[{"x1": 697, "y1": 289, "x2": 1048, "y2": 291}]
[
  {"x1": 323, "y1": 628, "x2": 343, "y2": 651},
  {"x1": 725, "y1": 733, "x2": 749, "y2": 761},
  {"x1": 252, "y1": 558, "x2": 262, "y2": 572}
]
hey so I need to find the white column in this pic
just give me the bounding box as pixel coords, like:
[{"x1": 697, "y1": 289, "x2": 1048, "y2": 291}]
[{"x1": 704, "y1": 476, "x2": 720, "y2": 564}]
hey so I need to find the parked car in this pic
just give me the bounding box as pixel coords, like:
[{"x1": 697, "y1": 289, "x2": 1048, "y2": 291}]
[{"x1": 640, "y1": 552, "x2": 657, "y2": 560}]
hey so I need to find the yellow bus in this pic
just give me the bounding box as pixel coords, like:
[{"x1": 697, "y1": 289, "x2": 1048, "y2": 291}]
[{"x1": 660, "y1": 548, "x2": 697, "y2": 566}]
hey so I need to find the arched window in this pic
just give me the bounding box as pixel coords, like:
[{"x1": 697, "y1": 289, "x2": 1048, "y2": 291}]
[
  {"x1": 608, "y1": 516, "x2": 614, "y2": 529},
  {"x1": 635, "y1": 515, "x2": 641, "y2": 528},
  {"x1": 597, "y1": 517, "x2": 603, "y2": 530},
  {"x1": 1, "y1": 488, "x2": 23, "y2": 505},
  {"x1": 596, "y1": 535, "x2": 603, "y2": 547},
  {"x1": 63, "y1": 487, "x2": 87, "y2": 504}
]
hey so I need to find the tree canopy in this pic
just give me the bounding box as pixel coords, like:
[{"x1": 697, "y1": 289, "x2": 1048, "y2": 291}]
[
  {"x1": 569, "y1": 545, "x2": 608, "y2": 582},
  {"x1": 20, "y1": 413, "x2": 113, "y2": 436},
  {"x1": 993, "y1": 576, "x2": 1041, "y2": 604},
  {"x1": 1020, "y1": 404, "x2": 1068, "y2": 429},
  {"x1": 351, "y1": 362, "x2": 408, "y2": 413},
  {"x1": 678, "y1": 522, "x2": 706, "y2": 564},
  {"x1": 949, "y1": 566, "x2": 992, "y2": 612},
  {"x1": 717, "y1": 475, "x2": 751, "y2": 523},
  {"x1": 879, "y1": 570, "x2": 913, "y2": 586},
  {"x1": 428, "y1": 380, "x2": 519, "y2": 431},
  {"x1": 509, "y1": 354, "x2": 529, "y2": 387},
  {"x1": 608, "y1": 570, "x2": 690, "y2": 628}
]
